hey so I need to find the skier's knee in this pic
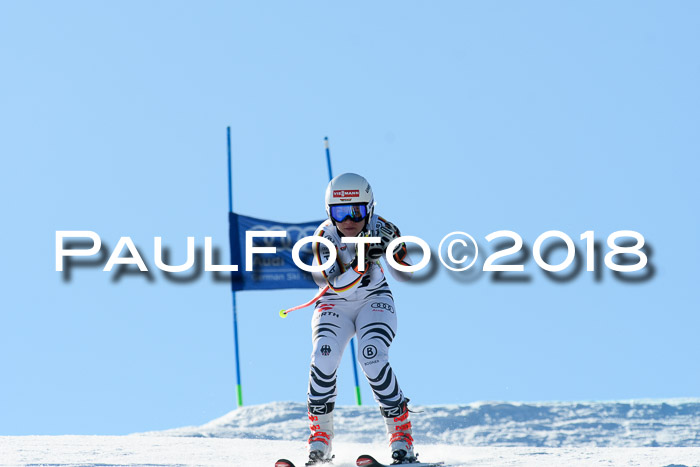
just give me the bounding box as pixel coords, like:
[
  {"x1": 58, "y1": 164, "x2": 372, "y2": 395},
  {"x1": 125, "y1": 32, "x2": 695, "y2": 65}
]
[
  {"x1": 311, "y1": 337, "x2": 341, "y2": 374},
  {"x1": 357, "y1": 342, "x2": 389, "y2": 379}
]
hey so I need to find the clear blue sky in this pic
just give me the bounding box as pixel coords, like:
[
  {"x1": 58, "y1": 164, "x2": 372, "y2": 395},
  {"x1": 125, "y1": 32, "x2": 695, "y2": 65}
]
[{"x1": 1, "y1": 1, "x2": 699, "y2": 436}]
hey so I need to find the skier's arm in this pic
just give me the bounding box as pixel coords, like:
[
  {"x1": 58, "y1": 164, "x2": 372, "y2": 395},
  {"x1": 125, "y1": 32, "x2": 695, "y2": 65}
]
[
  {"x1": 375, "y1": 217, "x2": 414, "y2": 282},
  {"x1": 311, "y1": 230, "x2": 367, "y2": 294}
]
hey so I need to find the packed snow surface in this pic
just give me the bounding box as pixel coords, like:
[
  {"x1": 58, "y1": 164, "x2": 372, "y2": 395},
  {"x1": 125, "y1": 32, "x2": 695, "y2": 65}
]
[
  {"x1": 3, "y1": 437, "x2": 700, "y2": 467},
  {"x1": 3, "y1": 399, "x2": 700, "y2": 466},
  {"x1": 151, "y1": 399, "x2": 700, "y2": 447}
]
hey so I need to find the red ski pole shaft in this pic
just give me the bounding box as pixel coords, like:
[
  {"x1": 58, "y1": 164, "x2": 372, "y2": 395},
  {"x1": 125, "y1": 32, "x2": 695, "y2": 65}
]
[{"x1": 279, "y1": 285, "x2": 330, "y2": 318}]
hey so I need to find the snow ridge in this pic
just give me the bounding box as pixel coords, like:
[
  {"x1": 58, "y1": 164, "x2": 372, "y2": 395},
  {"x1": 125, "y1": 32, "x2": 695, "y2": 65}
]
[{"x1": 143, "y1": 399, "x2": 700, "y2": 447}]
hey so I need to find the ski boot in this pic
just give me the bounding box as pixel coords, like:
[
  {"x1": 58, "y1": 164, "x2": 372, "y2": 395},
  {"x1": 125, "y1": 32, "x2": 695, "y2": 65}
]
[
  {"x1": 307, "y1": 402, "x2": 334, "y2": 465},
  {"x1": 381, "y1": 398, "x2": 418, "y2": 464}
]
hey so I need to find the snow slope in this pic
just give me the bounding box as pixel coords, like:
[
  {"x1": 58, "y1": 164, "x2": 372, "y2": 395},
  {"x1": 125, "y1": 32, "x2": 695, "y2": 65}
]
[
  {"x1": 148, "y1": 399, "x2": 700, "y2": 447},
  {"x1": 2, "y1": 399, "x2": 700, "y2": 466},
  {"x1": 2, "y1": 436, "x2": 700, "y2": 467}
]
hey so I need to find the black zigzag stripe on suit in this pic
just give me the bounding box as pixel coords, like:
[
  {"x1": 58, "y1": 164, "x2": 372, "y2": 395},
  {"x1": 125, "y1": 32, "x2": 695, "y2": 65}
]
[
  {"x1": 308, "y1": 364, "x2": 337, "y2": 405},
  {"x1": 313, "y1": 322, "x2": 341, "y2": 340},
  {"x1": 360, "y1": 321, "x2": 395, "y2": 348},
  {"x1": 367, "y1": 362, "x2": 402, "y2": 405}
]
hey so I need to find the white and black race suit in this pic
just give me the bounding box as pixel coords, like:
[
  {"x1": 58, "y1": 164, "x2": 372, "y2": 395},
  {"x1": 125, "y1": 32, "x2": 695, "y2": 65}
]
[{"x1": 307, "y1": 215, "x2": 413, "y2": 411}]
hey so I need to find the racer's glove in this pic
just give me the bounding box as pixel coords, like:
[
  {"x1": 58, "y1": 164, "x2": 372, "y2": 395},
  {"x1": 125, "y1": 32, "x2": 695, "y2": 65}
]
[
  {"x1": 377, "y1": 221, "x2": 402, "y2": 255},
  {"x1": 348, "y1": 231, "x2": 373, "y2": 271},
  {"x1": 365, "y1": 221, "x2": 405, "y2": 263},
  {"x1": 366, "y1": 243, "x2": 384, "y2": 262}
]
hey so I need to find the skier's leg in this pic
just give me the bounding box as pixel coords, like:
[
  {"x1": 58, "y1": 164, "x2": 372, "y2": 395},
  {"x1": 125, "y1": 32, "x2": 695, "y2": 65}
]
[
  {"x1": 308, "y1": 303, "x2": 355, "y2": 408},
  {"x1": 306, "y1": 302, "x2": 354, "y2": 462},
  {"x1": 356, "y1": 299, "x2": 416, "y2": 462},
  {"x1": 355, "y1": 298, "x2": 403, "y2": 406},
  {"x1": 381, "y1": 398, "x2": 416, "y2": 463}
]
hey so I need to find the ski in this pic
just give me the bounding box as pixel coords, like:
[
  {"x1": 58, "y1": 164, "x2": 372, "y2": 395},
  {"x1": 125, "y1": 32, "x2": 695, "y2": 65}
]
[
  {"x1": 275, "y1": 458, "x2": 334, "y2": 467},
  {"x1": 356, "y1": 454, "x2": 445, "y2": 467}
]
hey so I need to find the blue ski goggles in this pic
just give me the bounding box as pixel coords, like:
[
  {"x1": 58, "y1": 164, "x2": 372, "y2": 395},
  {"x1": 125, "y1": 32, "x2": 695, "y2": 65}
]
[{"x1": 329, "y1": 204, "x2": 368, "y2": 223}]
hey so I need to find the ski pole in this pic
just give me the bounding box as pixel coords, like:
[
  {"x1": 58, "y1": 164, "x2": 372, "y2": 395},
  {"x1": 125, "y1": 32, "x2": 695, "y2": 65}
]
[{"x1": 279, "y1": 285, "x2": 330, "y2": 318}]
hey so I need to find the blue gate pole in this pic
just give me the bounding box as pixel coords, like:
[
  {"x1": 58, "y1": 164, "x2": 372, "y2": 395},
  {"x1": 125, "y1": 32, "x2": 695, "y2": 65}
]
[
  {"x1": 228, "y1": 127, "x2": 243, "y2": 407},
  {"x1": 324, "y1": 137, "x2": 362, "y2": 406}
]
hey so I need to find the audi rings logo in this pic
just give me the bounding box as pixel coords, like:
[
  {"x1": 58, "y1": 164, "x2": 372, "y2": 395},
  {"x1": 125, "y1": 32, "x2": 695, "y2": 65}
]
[{"x1": 370, "y1": 302, "x2": 394, "y2": 313}]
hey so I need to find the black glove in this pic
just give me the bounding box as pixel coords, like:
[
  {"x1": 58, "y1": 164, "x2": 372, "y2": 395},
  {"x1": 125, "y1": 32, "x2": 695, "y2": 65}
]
[
  {"x1": 377, "y1": 221, "x2": 401, "y2": 255},
  {"x1": 366, "y1": 243, "x2": 384, "y2": 262},
  {"x1": 348, "y1": 232, "x2": 372, "y2": 271},
  {"x1": 362, "y1": 221, "x2": 402, "y2": 263}
]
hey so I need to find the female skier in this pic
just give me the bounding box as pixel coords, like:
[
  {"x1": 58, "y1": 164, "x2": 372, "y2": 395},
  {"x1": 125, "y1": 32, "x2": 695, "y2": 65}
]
[{"x1": 306, "y1": 172, "x2": 416, "y2": 465}]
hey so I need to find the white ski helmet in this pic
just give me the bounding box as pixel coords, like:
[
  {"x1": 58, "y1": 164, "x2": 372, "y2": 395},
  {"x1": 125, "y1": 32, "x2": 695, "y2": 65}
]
[{"x1": 325, "y1": 173, "x2": 375, "y2": 228}]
